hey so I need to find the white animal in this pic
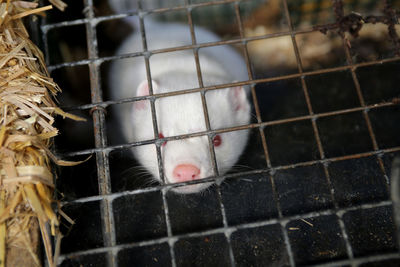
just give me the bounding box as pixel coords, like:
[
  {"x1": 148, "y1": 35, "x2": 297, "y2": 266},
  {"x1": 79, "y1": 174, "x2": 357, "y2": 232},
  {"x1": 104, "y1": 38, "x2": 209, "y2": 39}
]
[{"x1": 109, "y1": 13, "x2": 251, "y2": 193}]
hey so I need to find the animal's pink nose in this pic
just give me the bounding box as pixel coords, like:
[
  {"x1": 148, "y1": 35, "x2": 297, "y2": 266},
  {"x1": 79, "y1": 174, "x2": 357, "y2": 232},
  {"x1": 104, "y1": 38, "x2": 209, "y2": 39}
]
[{"x1": 173, "y1": 164, "x2": 200, "y2": 182}]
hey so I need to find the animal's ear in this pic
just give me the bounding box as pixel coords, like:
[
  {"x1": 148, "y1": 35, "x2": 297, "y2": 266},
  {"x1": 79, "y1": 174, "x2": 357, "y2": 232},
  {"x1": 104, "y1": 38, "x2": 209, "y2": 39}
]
[
  {"x1": 228, "y1": 86, "x2": 251, "y2": 123},
  {"x1": 134, "y1": 80, "x2": 158, "y2": 110},
  {"x1": 229, "y1": 86, "x2": 250, "y2": 113}
]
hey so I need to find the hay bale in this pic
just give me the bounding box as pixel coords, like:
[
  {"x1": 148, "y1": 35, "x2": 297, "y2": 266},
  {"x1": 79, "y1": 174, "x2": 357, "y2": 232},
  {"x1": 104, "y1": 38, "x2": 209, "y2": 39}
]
[{"x1": 0, "y1": 1, "x2": 81, "y2": 266}]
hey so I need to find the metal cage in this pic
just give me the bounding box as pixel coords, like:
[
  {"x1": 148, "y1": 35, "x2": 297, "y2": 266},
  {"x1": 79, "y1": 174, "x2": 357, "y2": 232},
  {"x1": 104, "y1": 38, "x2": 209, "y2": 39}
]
[{"x1": 39, "y1": 0, "x2": 400, "y2": 266}]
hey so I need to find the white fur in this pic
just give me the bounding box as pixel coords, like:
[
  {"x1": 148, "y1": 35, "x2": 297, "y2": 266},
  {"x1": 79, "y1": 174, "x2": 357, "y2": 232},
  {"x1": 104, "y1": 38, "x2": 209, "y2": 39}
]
[{"x1": 110, "y1": 18, "x2": 250, "y2": 193}]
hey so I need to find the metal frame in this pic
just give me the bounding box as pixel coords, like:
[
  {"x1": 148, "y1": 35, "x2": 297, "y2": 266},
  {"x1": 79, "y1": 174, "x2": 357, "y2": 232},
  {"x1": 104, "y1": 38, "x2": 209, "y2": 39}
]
[{"x1": 40, "y1": 0, "x2": 400, "y2": 266}]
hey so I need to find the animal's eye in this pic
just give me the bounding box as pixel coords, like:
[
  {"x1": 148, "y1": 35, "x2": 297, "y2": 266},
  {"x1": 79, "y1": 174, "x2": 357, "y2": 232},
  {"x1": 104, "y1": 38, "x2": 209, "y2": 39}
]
[
  {"x1": 213, "y1": 134, "x2": 222, "y2": 147},
  {"x1": 158, "y1": 133, "x2": 167, "y2": 147}
]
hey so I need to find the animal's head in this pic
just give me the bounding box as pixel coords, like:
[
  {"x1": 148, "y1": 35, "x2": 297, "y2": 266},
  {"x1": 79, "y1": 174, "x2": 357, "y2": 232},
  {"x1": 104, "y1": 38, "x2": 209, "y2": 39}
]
[{"x1": 130, "y1": 76, "x2": 251, "y2": 193}]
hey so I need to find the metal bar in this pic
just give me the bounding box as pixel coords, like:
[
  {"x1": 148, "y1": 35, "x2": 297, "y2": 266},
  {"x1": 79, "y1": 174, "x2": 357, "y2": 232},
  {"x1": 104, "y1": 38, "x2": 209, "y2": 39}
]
[
  {"x1": 184, "y1": 1, "x2": 236, "y2": 266},
  {"x1": 43, "y1": 0, "x2": 250, "y2": 32},
  {"x1": 183, "y1": 0, "x2": 220, "y2": 178},
  {"x1": 56, "y1": 99, "x2": 398, "y2": 160},
  {"x1": 333, "y1": 0, "x2": 392, "y2": 207},
  {"x1": 136, "y1": 2, "x2": 165, "y2": 185},
  {"x1": 59, "y1": 144, "x2": 400, "y2": 207},
  {"x1": 236, "y1": 2, "x2": 295, "y2": 266},
  {"x1": 47, "y1": 21, "x2": 400, "y2": 71},
  {"x1": 82, "y1": 0, "x2": 115, "y2": 266},
  {"x1": 136, "y1": 1, "x2": 176, "y2": 266},
  {"x1": 61, "y1": 108, "x2": 400, "y2": 156},
  {"x1": 53, "y1": 55, "x2": 400, "y2": 112},
  {"x1": 283, "y1": 0, "x2": 357, "y2": 265},
  {"x1": 233, "y1": 1, "x2": 272, "y2": 169},
  {"x1": 46, "y1": 28, "x2": 320, "y2": 68}
]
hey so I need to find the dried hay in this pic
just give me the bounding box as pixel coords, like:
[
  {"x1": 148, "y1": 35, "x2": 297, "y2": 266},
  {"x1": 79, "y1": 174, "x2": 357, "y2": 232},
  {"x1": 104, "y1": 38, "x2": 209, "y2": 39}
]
[{"x1": 0, "y1": 1, "x2": 82, "y2": 266}]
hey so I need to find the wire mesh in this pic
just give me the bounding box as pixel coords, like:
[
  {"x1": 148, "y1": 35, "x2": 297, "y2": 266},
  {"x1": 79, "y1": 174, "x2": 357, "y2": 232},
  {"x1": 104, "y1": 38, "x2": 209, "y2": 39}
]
[{"x1": 38, "y1": 0, "x2": 400, "y2": 266}]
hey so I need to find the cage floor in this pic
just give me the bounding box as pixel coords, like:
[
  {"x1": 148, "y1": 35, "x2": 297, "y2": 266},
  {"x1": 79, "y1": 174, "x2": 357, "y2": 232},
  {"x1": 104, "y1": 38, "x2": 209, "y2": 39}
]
[{"x1": 36, "y1": 0, "x2": 400, "y2": 266}]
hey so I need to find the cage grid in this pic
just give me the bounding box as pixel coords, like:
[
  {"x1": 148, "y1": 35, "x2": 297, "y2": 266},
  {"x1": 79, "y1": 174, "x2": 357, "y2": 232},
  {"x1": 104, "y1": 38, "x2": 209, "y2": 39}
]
[{"x1": 37, "y1": 0, "x2": 400, "y2": 266}]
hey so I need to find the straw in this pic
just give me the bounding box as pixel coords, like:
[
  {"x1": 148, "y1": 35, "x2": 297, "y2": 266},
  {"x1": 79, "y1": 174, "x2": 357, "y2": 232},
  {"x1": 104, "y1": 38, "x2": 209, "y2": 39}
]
[{"x1": 0, "y1": 1, "x2": 80, "y2": 266}]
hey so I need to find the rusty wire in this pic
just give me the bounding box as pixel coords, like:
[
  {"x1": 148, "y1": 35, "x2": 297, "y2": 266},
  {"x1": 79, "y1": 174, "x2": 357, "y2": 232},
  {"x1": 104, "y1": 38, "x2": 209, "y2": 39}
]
[{"x1": 40, "y1": 0, "x2": 400, "y2": 266}]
